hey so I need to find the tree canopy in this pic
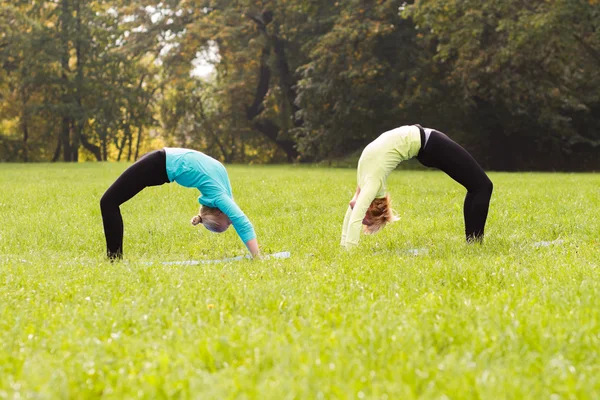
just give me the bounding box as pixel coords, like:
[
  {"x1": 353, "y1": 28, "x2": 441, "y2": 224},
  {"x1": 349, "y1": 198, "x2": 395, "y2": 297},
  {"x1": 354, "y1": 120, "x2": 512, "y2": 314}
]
[{"x1": 1, "y1": 0, "x2": 598, "y2": 170}]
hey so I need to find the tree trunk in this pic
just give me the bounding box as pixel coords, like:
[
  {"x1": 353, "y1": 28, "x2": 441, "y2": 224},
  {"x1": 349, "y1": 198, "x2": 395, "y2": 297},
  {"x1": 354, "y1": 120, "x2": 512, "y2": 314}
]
[
  {"x1": 272, "y1": 35, "x2": 302, "y2": 127},
  {"x1": 117, "y1": 114, "x2": 132, "y2": 161},
  {"x1": 60, "y1": 0, "x2": 72, "y2": 162},
  {"x1": 52, "y1": 136, "x2": 62, "y2": 162},
  {"x1": 20, "y1": 87, "x2": 29, "y2": 162},
  {"x1": 102, "y1": 135, "x2": 107, "y2": 161},
  {"x1": 132, "y1": 83, "x2": 159, "y2": 161},
  {"x1": 245, "y1": 12, "x2": 300, "y2": 161},
  {"x1": 72, "y1": 0, "x2": 83, "y2": 163},
  {"x1": 21, "y1": 115, "x2": 29, "y2": 163},
  {"x1": 71, "y1": 120, "x2": 80, "y2": 162},
  {"x1": 228, "y1": 131, "x2": 235, "y2": 162},
  {"x1": 127, "y1": 122, "x2": 134, "y2": 161},
  {"x1": 79, "y1": 132, "x2": 102, "y2": 161},
  {"x1": 61, "y1": 116, "x2": 72, "y2": 162},
  {"x1": 245, "y1": 47, "x2": 298, "y2": 160},
  {"x1": 117, "y1": 132, "x2": 126, "y2": 161},
  {"x1": 134, "y1": 124, "x2": 143, "y2": 160},
  {"x1": 253, "y1": 120, "x2": 298, "y2": 162}
]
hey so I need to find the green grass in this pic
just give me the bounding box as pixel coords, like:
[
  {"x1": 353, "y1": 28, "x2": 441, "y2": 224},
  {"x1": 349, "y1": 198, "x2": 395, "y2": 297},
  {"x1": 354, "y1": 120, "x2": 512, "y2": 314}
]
[{"x1": 0, "y1": 162, "x2": 599, "y2": 399}]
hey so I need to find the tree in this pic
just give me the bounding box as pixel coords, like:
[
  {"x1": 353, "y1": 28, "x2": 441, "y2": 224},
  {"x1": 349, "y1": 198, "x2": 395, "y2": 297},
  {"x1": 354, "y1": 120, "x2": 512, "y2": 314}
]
[
  {"x1": 0, "y1": 3, "x2": 56, "y2": 161},
  {"x1": 152, "y1": 0, "x2": 338, "y2": 162},
  {"x1": 293, "y1": 0, "x2": 427, "y2": 160},
  {"x1": 404, "y1": 0, "x2": 600, "y2": 169}
]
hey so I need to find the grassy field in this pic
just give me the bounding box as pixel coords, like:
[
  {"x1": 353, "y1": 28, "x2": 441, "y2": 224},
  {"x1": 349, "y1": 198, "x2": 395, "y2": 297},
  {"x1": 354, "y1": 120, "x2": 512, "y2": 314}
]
[{"x1": 0, "y1": 162, "x2": 599, "y2": 399}]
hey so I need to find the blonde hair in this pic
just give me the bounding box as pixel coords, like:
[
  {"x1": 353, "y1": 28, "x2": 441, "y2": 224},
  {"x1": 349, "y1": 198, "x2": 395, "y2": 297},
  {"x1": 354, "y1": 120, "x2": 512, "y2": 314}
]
[
  {"x1": 191, "y1": 206, "x2": 229, "y2": 233},
  {"x1": 363, "y1": 194, "x2": 399, "y2": 235}
]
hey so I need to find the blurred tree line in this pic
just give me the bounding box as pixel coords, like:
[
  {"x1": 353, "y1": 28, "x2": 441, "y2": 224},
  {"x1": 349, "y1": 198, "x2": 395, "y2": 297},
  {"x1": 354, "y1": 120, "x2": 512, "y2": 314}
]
[{"x1": 0, "y1": 0, "x2": 598, "y2": 170}]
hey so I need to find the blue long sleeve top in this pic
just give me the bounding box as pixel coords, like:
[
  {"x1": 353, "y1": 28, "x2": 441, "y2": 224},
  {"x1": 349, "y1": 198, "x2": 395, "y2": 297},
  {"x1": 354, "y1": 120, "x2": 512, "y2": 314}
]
[{"x1": 164, "y1": 148, "x2": 256, "y2": 245}]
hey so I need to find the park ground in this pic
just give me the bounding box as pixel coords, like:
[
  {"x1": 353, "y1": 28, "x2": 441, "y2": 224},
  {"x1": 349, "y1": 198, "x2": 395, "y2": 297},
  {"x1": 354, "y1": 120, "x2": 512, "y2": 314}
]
[{"x1": 0, "y1": 163, "x2": 599, "y2": 398}]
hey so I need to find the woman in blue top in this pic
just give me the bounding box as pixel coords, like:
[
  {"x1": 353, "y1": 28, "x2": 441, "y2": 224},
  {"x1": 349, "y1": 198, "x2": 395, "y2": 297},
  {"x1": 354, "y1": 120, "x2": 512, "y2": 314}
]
[{"x1": 100, "y1": 148, "x2": 260, "y2": 260}]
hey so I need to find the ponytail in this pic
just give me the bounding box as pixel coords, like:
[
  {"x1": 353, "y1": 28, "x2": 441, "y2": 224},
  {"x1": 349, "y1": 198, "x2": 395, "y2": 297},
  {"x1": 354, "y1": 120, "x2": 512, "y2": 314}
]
[{"x1": 191, "y1": 206, "x2": 229, "y2": 233}]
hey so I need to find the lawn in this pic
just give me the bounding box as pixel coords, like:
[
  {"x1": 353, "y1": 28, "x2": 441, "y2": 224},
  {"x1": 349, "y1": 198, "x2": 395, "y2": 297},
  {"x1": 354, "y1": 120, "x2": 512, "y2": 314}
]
[{"x1": 0, "y1": 162, "x2": 599, "y2": 399}]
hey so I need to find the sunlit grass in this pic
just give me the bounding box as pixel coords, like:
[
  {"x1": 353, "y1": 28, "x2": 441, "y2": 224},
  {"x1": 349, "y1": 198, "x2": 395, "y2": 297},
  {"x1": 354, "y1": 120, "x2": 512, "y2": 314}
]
[{"x1": 1, "y1": 163, "x2": 599, "y2": 398}]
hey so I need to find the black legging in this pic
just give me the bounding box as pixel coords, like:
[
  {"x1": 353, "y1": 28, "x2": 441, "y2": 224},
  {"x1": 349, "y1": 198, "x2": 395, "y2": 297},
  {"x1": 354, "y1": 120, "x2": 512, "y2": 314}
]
[
  {"x1": 416, "y1": 129, "x2": 493, "y2": 242},
  {"x1": 100, "y1": 149, "x2": 170, "y2": 259}
]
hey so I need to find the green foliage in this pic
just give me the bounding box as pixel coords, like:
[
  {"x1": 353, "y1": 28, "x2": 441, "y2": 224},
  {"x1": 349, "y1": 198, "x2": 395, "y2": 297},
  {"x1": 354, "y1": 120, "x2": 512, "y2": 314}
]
[
  {"x1": 295, "y1": 0, "x2": 419, "y2": 158},
  {"x1": 0, "y1": 0, "x2": 165, "y2": 162},
  {"x1": 0, "y1": 3, "x2": 56, "y2": 161},
  {"x1": 0, "y1": 0, "x2": 599, "y2": 168},
  {"x1": 1, "y1": 163, "x2": 600, "y2": 397},
  {"x1": 405, "y1": 0, "x2": 600, "y2": 169}
]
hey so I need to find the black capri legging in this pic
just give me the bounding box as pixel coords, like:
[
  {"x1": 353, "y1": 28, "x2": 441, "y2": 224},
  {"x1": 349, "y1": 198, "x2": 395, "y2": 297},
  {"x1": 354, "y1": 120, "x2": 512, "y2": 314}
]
[
  {"x1": 415, "y1": 127, "x2": 493, "y2": 242},
  {"x1": 100, "y1": 149, "x2": 170, "y2": 259}
]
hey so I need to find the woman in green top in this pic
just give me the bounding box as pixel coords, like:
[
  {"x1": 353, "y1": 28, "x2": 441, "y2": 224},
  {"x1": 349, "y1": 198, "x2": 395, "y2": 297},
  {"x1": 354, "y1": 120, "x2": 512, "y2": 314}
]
[{"x1": 340, "y1": 125, "x2": 493, "y2": 248}]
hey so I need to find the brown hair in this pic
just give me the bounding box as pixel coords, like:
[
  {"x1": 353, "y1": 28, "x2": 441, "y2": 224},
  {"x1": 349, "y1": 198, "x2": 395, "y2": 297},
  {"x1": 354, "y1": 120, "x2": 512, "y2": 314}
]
[
  {"x1": 363, "y1": 194, "x2": 399, "y2": 235},
  {"x1": 191, "y1": 206, "x2": 229, "y2": 233}
]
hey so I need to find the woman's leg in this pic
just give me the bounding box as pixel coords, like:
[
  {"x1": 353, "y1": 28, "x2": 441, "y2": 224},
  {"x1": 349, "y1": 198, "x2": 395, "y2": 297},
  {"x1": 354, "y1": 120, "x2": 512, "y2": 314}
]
[
  {"x1": 100, "y1": 150, "x2": 169, "y2": 259},
  {"x1": 416, "y1": 130, "x2": 493, "y2": 242}
]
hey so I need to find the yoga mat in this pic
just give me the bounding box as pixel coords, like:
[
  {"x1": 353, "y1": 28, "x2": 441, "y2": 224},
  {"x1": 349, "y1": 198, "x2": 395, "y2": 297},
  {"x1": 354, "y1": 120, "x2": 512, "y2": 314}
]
[
  {"x1": 158, "y1": 251, "x2": 291, "y2": 266},
  {"x1": 373, "y1": 248, "x2": 429, "y2": 256},
  {"x1": 533, "y1": 239, "x2": 564, "y2": 248}
]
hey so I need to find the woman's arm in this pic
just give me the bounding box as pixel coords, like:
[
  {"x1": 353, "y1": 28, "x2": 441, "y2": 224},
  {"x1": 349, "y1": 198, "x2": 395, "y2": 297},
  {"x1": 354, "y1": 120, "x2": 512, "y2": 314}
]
[
  {"x1": 245, "y1": 238, "x2": 260, "y2": 258},
  {"x1": 215, "y1": 196, "x2": 258, "y2": 255},
  {"x1": 349, "y1": 186, "x2": 361, "y2": 210},
  {"x1": 341, "y1": 186, "x2": 360, "y2": 246},
  {"x1": 343, "y1": 182, "x2": 379, "y2": 248},
  {"x1": 340, "y1": 205, "x2": 352, "y2": 246}
]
